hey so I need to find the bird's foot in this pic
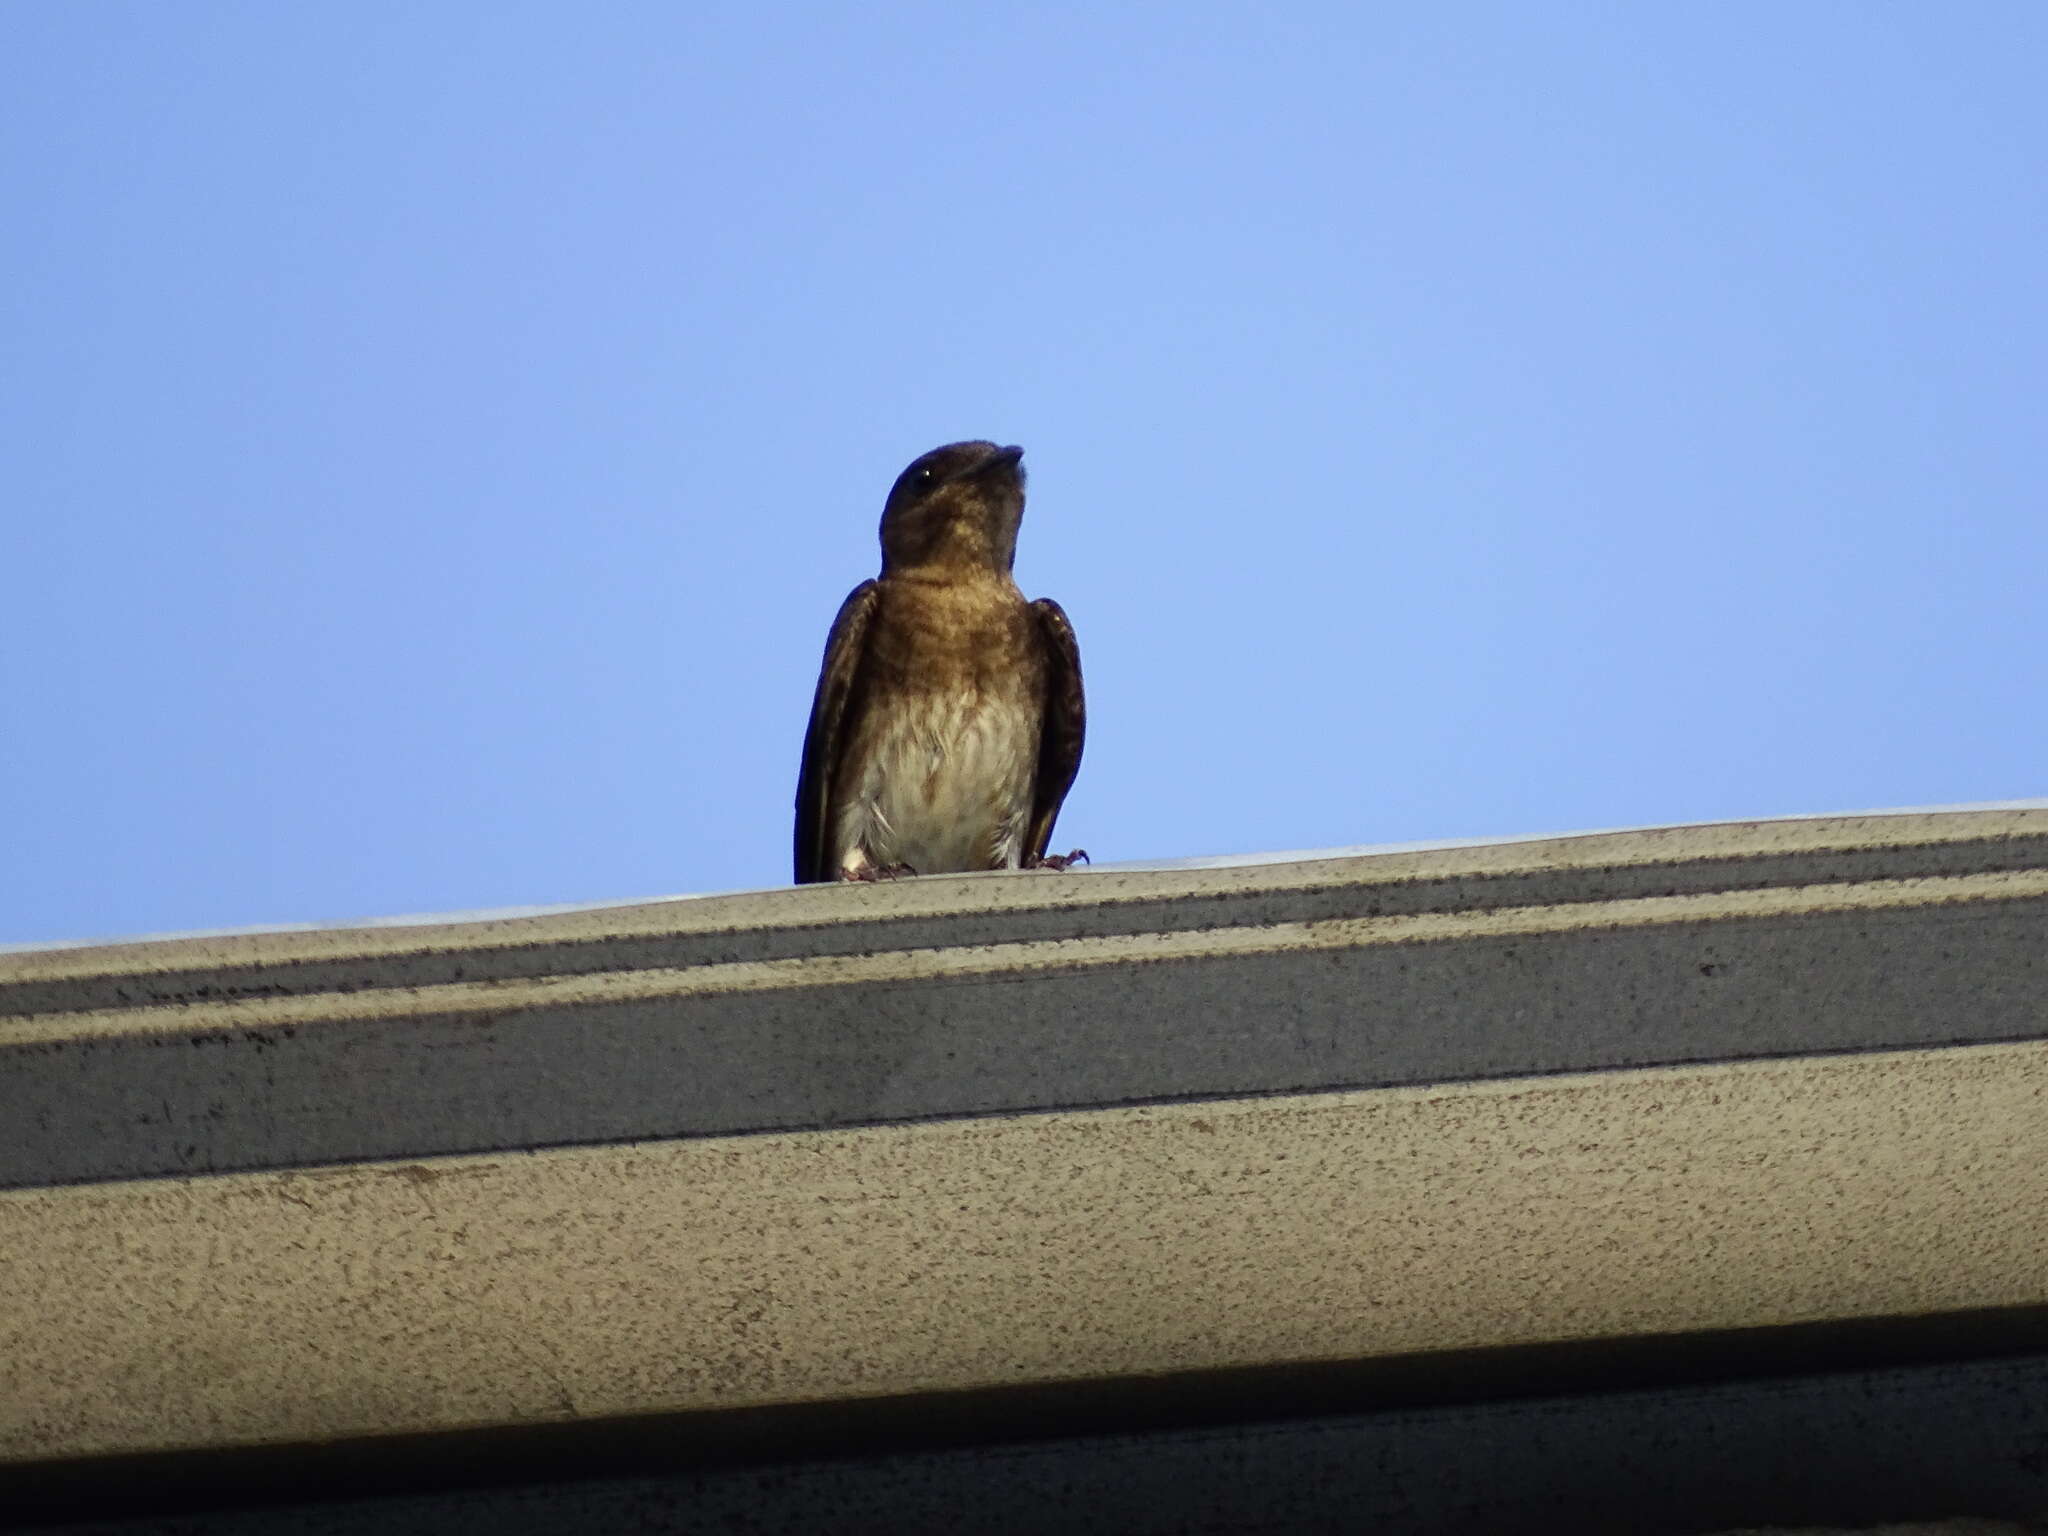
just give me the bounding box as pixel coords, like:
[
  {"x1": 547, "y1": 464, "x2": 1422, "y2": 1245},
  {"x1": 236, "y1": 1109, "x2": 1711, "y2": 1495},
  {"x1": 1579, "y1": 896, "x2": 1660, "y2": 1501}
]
[
  {"x1": 1025, "y1": 849, "x2": 1090, "y2": 872},
  {"x1": 845, "y1": 862, "x2": 918, "y2": 882}
]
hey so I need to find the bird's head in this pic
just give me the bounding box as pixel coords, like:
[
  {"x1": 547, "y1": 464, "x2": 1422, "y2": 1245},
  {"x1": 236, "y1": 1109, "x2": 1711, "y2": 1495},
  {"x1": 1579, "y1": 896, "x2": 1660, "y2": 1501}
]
[{"x1": 878, "y1": 441, "x2": 1027, "y2": 576}]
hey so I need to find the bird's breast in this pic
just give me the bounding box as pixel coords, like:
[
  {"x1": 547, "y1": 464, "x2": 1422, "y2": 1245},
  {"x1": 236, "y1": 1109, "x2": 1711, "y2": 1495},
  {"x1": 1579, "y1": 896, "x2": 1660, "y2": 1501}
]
[{"x1": 832, "y1": 577, "x2": 1044, "y2": 876}]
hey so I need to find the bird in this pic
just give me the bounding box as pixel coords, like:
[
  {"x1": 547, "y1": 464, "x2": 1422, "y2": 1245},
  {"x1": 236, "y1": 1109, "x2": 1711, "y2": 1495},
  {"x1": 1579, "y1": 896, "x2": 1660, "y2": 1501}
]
[{"x1": 795, "y1": 440, "x2": 1085, "y2": 884}]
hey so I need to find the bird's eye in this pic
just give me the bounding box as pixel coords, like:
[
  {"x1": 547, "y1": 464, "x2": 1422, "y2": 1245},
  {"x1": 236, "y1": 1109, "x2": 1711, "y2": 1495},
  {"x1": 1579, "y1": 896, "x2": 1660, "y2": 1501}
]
[{"x1": 915, "y1": 466, "x2": 938, "y2": 485}]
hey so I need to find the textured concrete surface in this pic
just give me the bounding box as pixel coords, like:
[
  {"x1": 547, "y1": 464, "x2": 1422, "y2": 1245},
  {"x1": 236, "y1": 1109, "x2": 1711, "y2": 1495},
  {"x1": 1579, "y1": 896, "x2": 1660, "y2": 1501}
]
[
  {"x1": 4, "y1": 1039, "x2": 2045, "y2": 1466},
  {"x1": 6, "y1": 808, "x2": 2048, "y2": 1187}
]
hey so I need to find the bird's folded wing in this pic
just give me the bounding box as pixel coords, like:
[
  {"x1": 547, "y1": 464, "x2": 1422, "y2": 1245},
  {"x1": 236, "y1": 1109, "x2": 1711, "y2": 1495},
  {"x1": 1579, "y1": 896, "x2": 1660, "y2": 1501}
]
[
  {"x1": 794, "y1": 581, "x2": 881, "y2": 883},
  {"x1": 1026, "y1": 597, "x2": 1086, "y2": 863}
]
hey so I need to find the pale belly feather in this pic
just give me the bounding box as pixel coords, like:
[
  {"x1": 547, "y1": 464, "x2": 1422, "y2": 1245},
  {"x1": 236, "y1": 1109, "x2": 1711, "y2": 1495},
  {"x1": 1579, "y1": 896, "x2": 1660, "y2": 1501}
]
[{"x1": 833, "y1": 692, "x2": 1038, "y2": 877}]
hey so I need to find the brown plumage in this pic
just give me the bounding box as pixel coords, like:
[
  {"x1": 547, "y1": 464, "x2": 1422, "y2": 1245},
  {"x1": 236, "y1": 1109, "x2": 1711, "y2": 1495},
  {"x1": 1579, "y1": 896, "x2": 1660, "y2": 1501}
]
[{"x1": 794, "y1": 441, "x2": 1085, "y2": 884}]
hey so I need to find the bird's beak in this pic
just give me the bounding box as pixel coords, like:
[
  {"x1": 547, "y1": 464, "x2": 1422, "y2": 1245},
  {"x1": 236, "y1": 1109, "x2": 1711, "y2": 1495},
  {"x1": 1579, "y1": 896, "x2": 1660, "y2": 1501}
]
[{"x1": 981, "y1": 445, "x2": 1025, "y2": 474}]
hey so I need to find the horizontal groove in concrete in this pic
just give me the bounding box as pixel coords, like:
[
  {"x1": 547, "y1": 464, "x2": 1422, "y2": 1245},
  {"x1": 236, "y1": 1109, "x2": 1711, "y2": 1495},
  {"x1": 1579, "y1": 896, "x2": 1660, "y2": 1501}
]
[
  {"x1": 4, "y1": 1039, "x2": 2045, "y2": 1469},
  {"x1": 0, "y1": 856, "x2": 2039, "y2": 1187},
  {"x1": 7, "y1": 810, "x2": 2047, "y2": 1017},
  {"x1": 4, "y1": 811, "x2": 2047, "y2": 1187}
]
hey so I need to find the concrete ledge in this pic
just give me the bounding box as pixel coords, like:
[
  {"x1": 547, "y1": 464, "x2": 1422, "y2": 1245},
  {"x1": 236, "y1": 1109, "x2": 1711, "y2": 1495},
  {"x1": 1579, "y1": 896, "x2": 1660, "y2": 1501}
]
[
  {"x1": 5, "y1": 1038, "x2": 2047, "y2": 1467},
  {"x1": 5, "y1": 808, "x2": 2048, "y2": 1188},
  {"x1": 3, "y1": 808, "x2": 2046, "y2": 1529}
]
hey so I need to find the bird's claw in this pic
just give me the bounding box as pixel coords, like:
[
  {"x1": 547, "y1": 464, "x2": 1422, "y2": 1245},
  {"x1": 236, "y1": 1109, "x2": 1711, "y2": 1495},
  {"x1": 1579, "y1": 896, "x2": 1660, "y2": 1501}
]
[
  {"x1": 1025, "y1": 849, "x2": 1090, "y2": 872},
  {"x1": 844, "y1": 862, "x2": 918, "y2": 883}
]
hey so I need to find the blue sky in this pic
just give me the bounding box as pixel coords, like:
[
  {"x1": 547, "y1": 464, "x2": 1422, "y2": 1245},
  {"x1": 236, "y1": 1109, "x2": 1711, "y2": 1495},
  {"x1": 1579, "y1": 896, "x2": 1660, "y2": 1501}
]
[{"x1": 4, "y1": 3, "x2": 2044, "y2": 945}]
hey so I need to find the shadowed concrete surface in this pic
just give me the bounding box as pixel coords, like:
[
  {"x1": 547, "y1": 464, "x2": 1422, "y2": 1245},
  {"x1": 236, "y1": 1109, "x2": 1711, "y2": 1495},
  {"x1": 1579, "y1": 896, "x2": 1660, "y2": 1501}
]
[
  {"x1": 14, "y1": 1356, "x2": 2048, "y2": 1535},
  {"x1": 4, "y1": 808, "x2": 2046, "y2": 1532}
]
